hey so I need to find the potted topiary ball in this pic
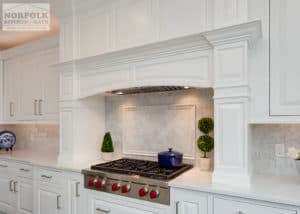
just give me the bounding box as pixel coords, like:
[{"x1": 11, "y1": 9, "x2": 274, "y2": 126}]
[
  {"x1": 101, "y1": 132, "x2": 114, "y2": 161},
  {"x1": 197, "y1": 117, "x2": 214, "y2": 170}
]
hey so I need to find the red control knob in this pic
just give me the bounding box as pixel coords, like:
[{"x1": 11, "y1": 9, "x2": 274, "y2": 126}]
[
  {"x1": 138, "y1": 187, "x2": 148, "y2": 197},
  {"x1": 111, "y1": 183, "x2": 120, "y2": 192},
  {"x1": 88, "y1": 179, "x2": 94, "y2": 187},
  {"x1": 95, "y1": 180, "x2": 103, "y2": 188},
  {"x1": 149, "y1": 189, "x2": 159, "y2": 199},
  {"x1": 121, "y1": 184, "x2": 131, "y2": 193}
]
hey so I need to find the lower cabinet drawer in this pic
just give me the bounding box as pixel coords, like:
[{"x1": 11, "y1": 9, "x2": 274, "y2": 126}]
[
  {"x1": 213, "y1": 197, "x2": 297, "y2": 214},
  {"x1": 36, "y1": 167, "x2": 64, "y2": 185}
]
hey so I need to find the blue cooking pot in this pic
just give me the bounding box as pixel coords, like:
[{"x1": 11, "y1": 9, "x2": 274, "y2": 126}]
[{"x1": 158, "y1": 148, "x2": 183, "y2": 169}]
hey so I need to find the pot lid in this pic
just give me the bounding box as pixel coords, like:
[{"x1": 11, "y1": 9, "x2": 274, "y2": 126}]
[{"x1": 158, "y1": 148, "x2": 182, "y2": 157}]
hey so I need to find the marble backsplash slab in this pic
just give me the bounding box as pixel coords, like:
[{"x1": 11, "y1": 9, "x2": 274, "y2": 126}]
[
  {"x1": 105, "y1": 89, "x2": 214, "y2": 164},
  {"x1": 0, "y1": 124, "x2": 59, "y2": 155},
  {"x1": 251, "y1": 124, "x2": 300, "y2": 176}
]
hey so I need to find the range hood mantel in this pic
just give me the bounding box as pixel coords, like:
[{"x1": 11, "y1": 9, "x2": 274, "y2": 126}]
[{"x1": 55, "y1": 20, "x2": 261, "y2": 99}]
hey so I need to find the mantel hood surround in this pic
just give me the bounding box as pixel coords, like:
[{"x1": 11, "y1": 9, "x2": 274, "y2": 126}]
[
  {"x1": 58, "y1": 20, "x2": 262, "y2": 188},
  {"x1": 55, "y1": 20, "x2": 261, "y2": 99}
]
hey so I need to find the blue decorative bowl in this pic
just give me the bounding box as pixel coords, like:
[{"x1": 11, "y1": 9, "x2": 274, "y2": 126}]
[{"x1": 0, "y1": 131, "x2": 16, "y2": 151}]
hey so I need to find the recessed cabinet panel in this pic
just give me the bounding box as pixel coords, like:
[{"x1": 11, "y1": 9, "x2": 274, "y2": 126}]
[
  {"x1": 17, "y1": 181, "x2": 33, "y2": 214},
  {"x1": 270, "y1": 0, "x2": 300, "y2": 115},
  {"x1": 78, "y1": 10, "x2": 111, "y2": 58},
  {"x1": 159, "y1": 0, "x2": 207, "y2": 40},
  {"x1": 115, "y1": 0, "x2": 154, "y2": 49},
  {"x1": 3, "y1": 58, "x2": 19, "y2": 122},
  {"x1": 213, "y1": 197, "x2": 296, "y2": 214}
]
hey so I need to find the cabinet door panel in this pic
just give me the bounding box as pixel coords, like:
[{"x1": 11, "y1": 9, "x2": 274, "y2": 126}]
[
  {"x1": 172, "y1": 189, "x2": 207, "y2": 214},
  {"x1": 0, "y1": 176, "x2": 13, "y2": 214},
  {"x1": 17, "y1": 181, "x2": 33, "y2": 214},
  {"x1": 36, "y1": 184, "x2": 64, "y2": 214},
  {"x1": 3, "y1": 58, "x2": 19, "y2": 122},
  {"x1": 18, "y1": 54, "x2": 40, "y2": 121},
  {"x1": 115, "y1": 0, "x2": 155, "y2": 49},
  {"x1": 38, "y1": 48, "x2": 59, "y2": 121},
  {"x1": 159, "y1": 0, "x2": 207, "y2": 40},
  {"x1": 270, "y1": 0, "x2": 300, "y2": 115}
]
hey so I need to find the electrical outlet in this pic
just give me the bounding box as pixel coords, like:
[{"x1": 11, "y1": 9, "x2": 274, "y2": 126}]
[{"x1": 275, "y1": 144, "x2": 285, "y2": 157}]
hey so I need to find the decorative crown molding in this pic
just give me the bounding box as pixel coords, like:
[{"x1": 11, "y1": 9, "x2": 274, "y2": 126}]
[{"x1": 203, "y1": 20, "x2": 262, "y2": 47}]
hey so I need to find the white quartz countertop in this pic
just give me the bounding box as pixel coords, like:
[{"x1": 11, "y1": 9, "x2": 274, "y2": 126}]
[
  {"x1": 170, "y1": 168, "x2": 300, "y2": 207},
  {"x1": 0, "y1": 150, "x2": 105, "y2": 173},
  {"x1": 1, "y1": 151, "x2": 300, "y2": 207}
]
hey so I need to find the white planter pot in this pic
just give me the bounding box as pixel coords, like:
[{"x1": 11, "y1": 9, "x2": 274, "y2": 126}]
[
  {"x1": 295, "y1": 160, "x2": 300, "y2": 174},
  {"x1": 102, "y1": 152, "x2": 114, "y2": 161},
  {"x1": 199, "y1": 157, "x2": 211, "y2": 171}
]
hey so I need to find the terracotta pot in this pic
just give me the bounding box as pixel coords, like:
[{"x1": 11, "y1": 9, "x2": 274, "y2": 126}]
[
  {"x1": 102, "y1": 152, "x2": 114, "y2": 161},
  {"x1": 199, "y1": 157, "x2": 211, "y2": 171}
]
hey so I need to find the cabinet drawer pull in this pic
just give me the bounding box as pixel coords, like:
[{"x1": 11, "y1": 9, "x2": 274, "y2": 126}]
[
  {"x1": 9, "y1": 102, "x2": 14, "y2": 117},
  {"x1": 75, "y1": 182, "x2": 80, "y2": 197},
  {"x1": 96, "y1": 208, "x2": 111, "y2": 213},
  {"x1": 57, "y1": 195, "x2": 61, "y2": 210},
  {"x1": 41, "y1": 175, "x2": 52, "y2": 179},
  {"x1": 9, "y1": 180, "x2": 14, "y2": 192},
  {"x1": 34, "y1": 100, "x2": 38, "y2": 116},
  {"x1": 238, "y1": 211, "x2": 244, "y2": 214},
  {"x1": 0, "y1": 164, "x2": 8, "y2": 168},
  {"x1": 13, "y1": 181, "x2": 18, "y2": 193},
  {"x1": 19, "y1": 168, "x2": 30, "y2": 172},
  {"x1": 39, "y1": 99, "x2": 43, "y2": 116}
]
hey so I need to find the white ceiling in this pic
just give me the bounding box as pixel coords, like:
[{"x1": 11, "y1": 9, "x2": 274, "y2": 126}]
[{"x1": 0, "y1": 16, "x2": 60, "y2": 50}]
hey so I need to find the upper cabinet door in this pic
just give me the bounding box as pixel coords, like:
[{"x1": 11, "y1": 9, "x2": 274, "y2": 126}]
[
  {"x1": 3, "y1": 58, "x2": 20, "y2": 122},
  {"x1": 159, "y1": 0, "x2": 208, "y2": 40},
  {"x1": 270, "y1": 0, "x2": 300, "y2": 116},
  {"x1": 114, "y1": 0, "x2": 156, "y2": 50},
  {"x1": 18, "y1": 53, "x2": 40, "y2": 121},
  {"x1": 38, "y1": 48, "x2": 59, "y2": 122}
]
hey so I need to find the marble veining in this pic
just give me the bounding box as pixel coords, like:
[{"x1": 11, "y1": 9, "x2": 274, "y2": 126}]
[{"x1": 251, "y1": 124, "x2": 300, "y2": 176}]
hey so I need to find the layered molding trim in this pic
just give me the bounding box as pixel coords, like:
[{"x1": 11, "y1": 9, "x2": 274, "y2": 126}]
[
  {"x1": 54, "y1": 20, "x2": 261, "y2": 99},
  {"x1": 0, "y1": 35, "x2": 59, "y2": 60}
]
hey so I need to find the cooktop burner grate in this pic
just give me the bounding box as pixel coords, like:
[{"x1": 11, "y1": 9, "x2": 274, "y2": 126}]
[{"x1": 91, "y1": 158, "x2": 193, "y2": 180}]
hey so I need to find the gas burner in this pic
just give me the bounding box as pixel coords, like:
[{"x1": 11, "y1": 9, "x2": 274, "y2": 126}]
[
  {"x1": 82, "y1": 158, "x2": 193, "y2": 205},
  {"x1": 90, "y1": 158, "x2": 192, "y2": 180}
]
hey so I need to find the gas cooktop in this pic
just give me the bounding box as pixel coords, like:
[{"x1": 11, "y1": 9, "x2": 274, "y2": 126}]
[
  {"x1": 91, "y1": 158, "x2": 193, "y2": 181},
  {"x1": 82, "y1": 158, "x2": 193, "y2": 205}
]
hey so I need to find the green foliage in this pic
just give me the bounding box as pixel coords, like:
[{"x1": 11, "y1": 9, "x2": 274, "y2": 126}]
[
  {"x1": 101, "y1": 132, "x2": 114, "y2": 153},
  {"x1": 197, "y1": 135, "x2": 214, "y2": 158},
  {"x1": 198, "y1": 117, "x2": 214, "y2": 134},
  {"x1": 197, "y1": 117, "x2": 214, "y2": 158}
]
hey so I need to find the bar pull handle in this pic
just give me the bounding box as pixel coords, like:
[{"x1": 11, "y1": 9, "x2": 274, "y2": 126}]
[
  {"x1": 175, "y1": 201, "x2": 180, "y2": 214},
  {"x1": 34, "y1": 100, "x2": 38, "y2": 115},
  {"x1": 0, "y1": 164, "x2": 8, "y2": 168},
  {"x1": 9, "y1": 102, "x2": 14, "y2": 117},
  {"x1": 75, "y1": 182, "x2": 80, "y2": 197},
  {"x1": 96, "y1": 208, "x2": 111, "y2": 213},
  {"x1": 57, "y1": 195, "x2": 61, "y2": 210},
  {"x1": 41, "y1": 175, "x2": 52, "y2": 179},
  {"x1": 39, "y1": 99, "x2": 43, "y2": 115},
  {"x1": 19, "y1": 168, "x2": 30, "y2": 172},
  {"x1": 13, "y1": 181, "x2": 18, "y2": 193},
  {"x1": 9, "y1": 180, "x2": 14, "y2": 192}
]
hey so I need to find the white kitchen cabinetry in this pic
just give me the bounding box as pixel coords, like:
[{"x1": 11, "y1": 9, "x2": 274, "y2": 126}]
[
  {"x1": 269, "y1": 0, "x2": 300, "y2": 116},
  {"x1": 18, "y1": 48, "x2": 59, "y2": 122},
  {"x1": 35, "y1": 183, "x2": 65, "y2": 214},
  {"x1": 213, "y1": 197, "x2": 296, "y2": 214},
  {"x1": 1, "y1": 36, "x2": 59, "y2": 124},
  {"x1": 66, "y1": 172, "x2": 86, "y2": 214},
  {"x1": 0, "y1": 162, "x2": 14, "y2": 214},
  {"x1": 3, "y1": 58, "x2": 20, "y2": 122},
  {"x1": 172, "y1": 188, "x2": 208, "y2": 214},
  {"x1": 88, "y1": 192, "x2": 168, "y2": 214},
  {"x1": 34, "y1": 168, "x2": 66, "y2": 214},
  {"x1": 13, "y1": 177, "x2": 33, "y2": 214},
  {"x1": 63, "y1": 0, "x2": 211, "y2": 60}
]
